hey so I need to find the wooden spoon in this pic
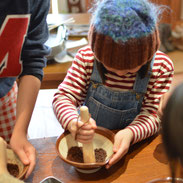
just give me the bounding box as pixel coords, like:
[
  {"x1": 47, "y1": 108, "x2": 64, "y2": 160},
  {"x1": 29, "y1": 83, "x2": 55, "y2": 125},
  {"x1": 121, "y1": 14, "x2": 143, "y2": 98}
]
[
  {"x1": 80, "y1": 106, "x2": 96, "y2": 163},
  {"x1": 0, "y1": 137, "x2": 24, "y2": 183}
]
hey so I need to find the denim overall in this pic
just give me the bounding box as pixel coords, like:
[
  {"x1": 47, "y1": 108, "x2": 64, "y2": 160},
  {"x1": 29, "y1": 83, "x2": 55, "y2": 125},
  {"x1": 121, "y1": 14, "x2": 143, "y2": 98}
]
[{"x1": 84, "y1": 58, "x2": 154, "y2": 130}]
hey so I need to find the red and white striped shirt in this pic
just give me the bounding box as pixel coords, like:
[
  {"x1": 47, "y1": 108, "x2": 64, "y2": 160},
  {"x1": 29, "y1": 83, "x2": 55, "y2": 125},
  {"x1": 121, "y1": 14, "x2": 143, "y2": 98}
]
[{"x1": 53, "y1": 46, "x2": 174, "y2": 144}]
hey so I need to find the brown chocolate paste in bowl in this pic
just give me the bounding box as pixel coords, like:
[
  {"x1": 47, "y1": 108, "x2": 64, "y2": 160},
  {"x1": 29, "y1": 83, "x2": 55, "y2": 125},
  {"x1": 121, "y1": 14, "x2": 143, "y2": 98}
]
[
  {"x1": 67, "y1": 146, "x2": 107, "y2": 163},
  {"x1": 7, "y1": 163, "x2": 19, "y2": 177}
]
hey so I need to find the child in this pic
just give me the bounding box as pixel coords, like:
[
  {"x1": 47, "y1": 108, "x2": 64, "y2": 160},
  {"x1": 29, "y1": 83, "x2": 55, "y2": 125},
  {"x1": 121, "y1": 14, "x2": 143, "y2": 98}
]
[
  {"x1": 53, "y1": 0, "x2": 174, "y2": 168},
  {"x1": 162, "y1": 83, "x2": 183, "y2": 181},
  {"x1": 0, "y1": 0, "x2": 50, "y2": 178}
]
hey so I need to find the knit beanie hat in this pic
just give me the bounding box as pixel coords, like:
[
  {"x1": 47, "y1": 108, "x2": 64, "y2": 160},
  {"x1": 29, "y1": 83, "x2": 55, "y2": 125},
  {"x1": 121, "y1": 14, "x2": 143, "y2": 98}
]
[{"x1": 88, "y1": 0, "x2": 161, "y2": 70}]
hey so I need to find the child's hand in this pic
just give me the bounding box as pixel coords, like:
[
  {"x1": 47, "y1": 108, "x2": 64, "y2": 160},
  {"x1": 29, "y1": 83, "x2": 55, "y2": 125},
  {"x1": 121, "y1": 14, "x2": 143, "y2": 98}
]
[
  {"x1": 68, "y1": 117, "x2": 97, "y2": 144},
  {"x1": 10, "y1": 132, "x2": 36, "y2": 179},
  {"x1": 0, "y1": 137, "x2": 24, "y2": 182},
  {"x1": 106, "y1": 129, "x2": 133, "y2": 169}
]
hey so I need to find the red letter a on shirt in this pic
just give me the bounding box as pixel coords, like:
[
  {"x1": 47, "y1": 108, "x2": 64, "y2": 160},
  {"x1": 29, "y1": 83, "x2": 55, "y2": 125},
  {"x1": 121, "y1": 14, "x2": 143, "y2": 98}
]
[{"x1": 0, "y1": 15, "x2": 30, "y2": 77}]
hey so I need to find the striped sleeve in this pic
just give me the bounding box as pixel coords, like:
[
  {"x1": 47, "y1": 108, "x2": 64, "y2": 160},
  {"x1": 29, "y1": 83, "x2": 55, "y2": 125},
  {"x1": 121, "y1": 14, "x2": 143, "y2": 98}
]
[
  {"x1": 52, "y1": 46, "x2": 94, "y2": 129},
  {"x1": 127, "y1": 51, "x2": 174, "y2": 143}
]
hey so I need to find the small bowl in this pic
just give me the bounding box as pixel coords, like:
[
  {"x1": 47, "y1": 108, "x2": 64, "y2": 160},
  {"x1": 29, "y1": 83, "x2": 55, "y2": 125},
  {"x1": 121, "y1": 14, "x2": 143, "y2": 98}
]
[
  {"x1": 6, "y1": 147, "x2": 29, "y2": 179},
  {"x1": 147, "y1": 177, "x2": 183, "y2": 183},
  {"x1": 56, "y1": 127, "x2": 115, "y2": 173}
]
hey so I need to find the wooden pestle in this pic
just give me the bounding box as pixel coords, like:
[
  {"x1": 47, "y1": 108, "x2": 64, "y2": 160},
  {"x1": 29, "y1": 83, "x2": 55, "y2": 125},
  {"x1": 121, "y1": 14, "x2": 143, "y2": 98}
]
[
  {"x1": 80, "y1": 106, "x2": 96, "y2": 163},
  {"x1": 0, "y1": 137, "x2": 24, "y2": 183}
]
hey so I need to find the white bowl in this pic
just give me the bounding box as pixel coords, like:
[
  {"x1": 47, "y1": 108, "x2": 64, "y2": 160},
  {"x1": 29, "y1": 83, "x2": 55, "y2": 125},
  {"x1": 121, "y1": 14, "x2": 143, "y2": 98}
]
[{"x1": 56, "y1": 127, "x2": 115, "y2": 173}]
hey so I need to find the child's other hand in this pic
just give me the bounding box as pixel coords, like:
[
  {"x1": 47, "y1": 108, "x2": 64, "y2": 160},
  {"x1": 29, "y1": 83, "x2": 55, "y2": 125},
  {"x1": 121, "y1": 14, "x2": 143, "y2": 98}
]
[
  {"x1": 106, "y1": 129, "x2": 133, "y2": 169},
  {"x1": 68, "y1": 117, "x2": 97, "y2": 144},
  {"x1": 10, "y1": 132, "x2": 36, "y2": 179}
]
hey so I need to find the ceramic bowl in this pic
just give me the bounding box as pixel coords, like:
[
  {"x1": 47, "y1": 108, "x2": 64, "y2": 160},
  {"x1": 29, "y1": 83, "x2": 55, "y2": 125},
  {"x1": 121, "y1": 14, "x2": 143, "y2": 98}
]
[
  {"x1": 6, "y1": 147, "x2": 29, "y2": 179},
  {"x1": 56, "y1": 127, "x2": 115, "y2": 173},
  {"x1": 147, "y1": 177, "x2": 183, "y2": 183}
]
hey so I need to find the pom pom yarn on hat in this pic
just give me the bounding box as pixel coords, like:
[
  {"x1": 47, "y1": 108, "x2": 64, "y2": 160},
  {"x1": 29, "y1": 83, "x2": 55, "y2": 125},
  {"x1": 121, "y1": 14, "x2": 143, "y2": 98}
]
[
  {"x1": 88, "y1": 0, "x2": 161, "y2": 70},
  {"x1": 92, "y1": 0, "x2": 158, "y2": 42}
]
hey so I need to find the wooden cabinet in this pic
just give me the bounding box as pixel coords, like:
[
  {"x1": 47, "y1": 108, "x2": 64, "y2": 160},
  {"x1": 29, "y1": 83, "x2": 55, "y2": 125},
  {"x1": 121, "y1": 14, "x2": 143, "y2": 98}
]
[{"x1": 150, "y1": 0, "x2": 182, "y2": 28}]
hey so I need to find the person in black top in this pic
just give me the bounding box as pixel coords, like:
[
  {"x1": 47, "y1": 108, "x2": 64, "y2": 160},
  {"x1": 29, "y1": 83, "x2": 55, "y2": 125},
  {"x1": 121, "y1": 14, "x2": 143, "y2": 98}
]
[{"x1": 0, "y1": 0, "x2": 50, "y2": 178}]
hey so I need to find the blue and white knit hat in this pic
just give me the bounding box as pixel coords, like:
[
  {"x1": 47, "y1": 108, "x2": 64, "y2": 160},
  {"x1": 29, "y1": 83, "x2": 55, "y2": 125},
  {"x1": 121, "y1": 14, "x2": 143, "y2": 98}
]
[{"x1": 88, "y1": 0, "x2": 161, "y2": 70}]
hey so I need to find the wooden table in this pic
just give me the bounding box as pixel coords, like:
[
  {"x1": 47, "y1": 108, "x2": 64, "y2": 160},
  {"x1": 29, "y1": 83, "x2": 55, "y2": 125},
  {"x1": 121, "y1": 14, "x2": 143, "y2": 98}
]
[
  {"x1": 25, "y1": 134, "x2": 172, "y2": 183},
  {"x1": 42, "y1": 13, "x2": 90, "y2": 89}
]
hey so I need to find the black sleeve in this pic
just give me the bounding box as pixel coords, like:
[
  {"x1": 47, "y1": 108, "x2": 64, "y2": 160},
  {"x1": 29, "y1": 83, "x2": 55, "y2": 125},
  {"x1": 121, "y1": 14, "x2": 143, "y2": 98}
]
[{"x1": 20, "y1": 0, "x2": 51, "y2": 81}]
